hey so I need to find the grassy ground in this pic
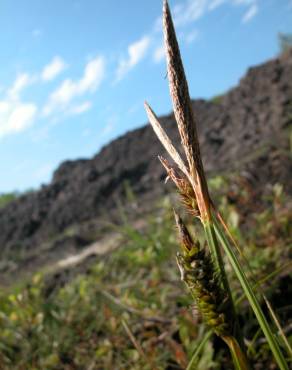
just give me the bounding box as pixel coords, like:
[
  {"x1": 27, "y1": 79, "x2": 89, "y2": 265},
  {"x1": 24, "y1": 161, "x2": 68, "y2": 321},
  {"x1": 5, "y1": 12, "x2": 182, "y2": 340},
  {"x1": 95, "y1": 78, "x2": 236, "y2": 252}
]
[{"x1": 0, "y1": 175, "x2": 291, "y2": 369}]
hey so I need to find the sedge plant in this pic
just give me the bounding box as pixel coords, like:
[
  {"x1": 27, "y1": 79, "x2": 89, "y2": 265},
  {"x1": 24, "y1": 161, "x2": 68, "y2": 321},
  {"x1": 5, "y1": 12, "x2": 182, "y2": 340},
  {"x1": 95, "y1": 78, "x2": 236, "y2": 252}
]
[{"x1": 144, "y1": 1, "x2": 289, "y2": 369}]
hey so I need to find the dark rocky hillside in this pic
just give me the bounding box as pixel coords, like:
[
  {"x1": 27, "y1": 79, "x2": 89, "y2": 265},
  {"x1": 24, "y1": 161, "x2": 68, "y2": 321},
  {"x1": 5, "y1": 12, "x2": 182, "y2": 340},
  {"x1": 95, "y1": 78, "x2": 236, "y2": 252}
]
[{"x1": 0, "y1": 50, "x2": 291, "y2": 267}]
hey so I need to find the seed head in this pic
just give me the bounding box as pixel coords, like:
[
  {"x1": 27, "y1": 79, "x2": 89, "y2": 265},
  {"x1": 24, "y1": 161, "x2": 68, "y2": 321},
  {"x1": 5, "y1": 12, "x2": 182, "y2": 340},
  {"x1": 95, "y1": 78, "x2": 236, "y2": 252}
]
[{"x1": 174, "y1": 211, "x2": 233, "y2": 337}]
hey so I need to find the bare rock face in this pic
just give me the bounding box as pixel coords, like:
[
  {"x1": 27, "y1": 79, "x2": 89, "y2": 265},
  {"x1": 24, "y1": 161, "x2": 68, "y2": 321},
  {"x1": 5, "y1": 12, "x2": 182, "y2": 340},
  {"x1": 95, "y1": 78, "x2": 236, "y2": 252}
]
[{"x1": 0, "y1": 50, "x2": 291, "y2": 256}]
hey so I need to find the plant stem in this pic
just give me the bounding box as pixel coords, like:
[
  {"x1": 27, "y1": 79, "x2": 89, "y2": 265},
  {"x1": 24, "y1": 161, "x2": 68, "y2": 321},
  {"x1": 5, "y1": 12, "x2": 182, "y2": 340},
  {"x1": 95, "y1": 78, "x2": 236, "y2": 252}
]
[
  {"x1": 213, "y1": 220, "x2": 289, "y2": 370},
  {"x1": 204, "y1": 221, "x2": 247, "y2": 356},
  {"x1": 223, "y1": 336, "x2": 250, "y2": 370},
  {"x1": 204, "y1": 222, "x2": 231, "y2": 300}
]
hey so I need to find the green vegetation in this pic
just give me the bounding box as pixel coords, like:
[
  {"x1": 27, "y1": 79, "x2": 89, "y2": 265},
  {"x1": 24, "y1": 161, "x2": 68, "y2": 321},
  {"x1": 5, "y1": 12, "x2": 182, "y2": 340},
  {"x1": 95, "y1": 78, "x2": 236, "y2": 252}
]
[
  {"x1": 210, "y1": 94, "x2": 224, "y2": 105},
  {"x1": 0, "y1": 178, "x2": 290, "y2": 369},
  {"x1": 279, "y1": 33, "x2": 292, "y2": 53},
  {"x1": 0, "y1": 188, "x2": 35, "y2": 209},
  {"x1": 0, "y1": 193, "x2": 18, "y2": 209}
]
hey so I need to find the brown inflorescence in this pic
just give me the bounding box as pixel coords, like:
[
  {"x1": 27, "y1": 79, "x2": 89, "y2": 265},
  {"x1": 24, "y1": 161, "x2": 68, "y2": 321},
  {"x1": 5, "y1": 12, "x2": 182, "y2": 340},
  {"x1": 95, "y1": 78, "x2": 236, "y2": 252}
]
[{"x1": 159, "y1": 156, "x2": 199, "y2": 217}]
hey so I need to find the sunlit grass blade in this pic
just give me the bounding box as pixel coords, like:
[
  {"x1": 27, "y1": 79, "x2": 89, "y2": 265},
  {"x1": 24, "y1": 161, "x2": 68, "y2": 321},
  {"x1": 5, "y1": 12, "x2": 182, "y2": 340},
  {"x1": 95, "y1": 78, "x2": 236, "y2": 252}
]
[
  {"x1": 204, "y1": 221, "x2": 248, "y2": 365},
  {"x1": 236, "y1": 261, "x2": 292, "y2": 306},
  {"x1": 223, "y1": 336, "x2": 249, "y2": 370},
  {"x1": 264, "y1": 296, "x2": 292, "y2": 358},
  {"x1": 213, "y1": 217, "x2": 289, "y2": 370},
  {"x1": 235, "y1": 261, "x2": 292, "y2": 358},
  {"x1": 204, "y1": 222, "x2": 233, "y2": 307},
  {"x1": 186, "y1": 330, "x2": 212, "y2": 370},
  {"x1": 215, "y1": 207, "x2": 292, "y2": 357}
]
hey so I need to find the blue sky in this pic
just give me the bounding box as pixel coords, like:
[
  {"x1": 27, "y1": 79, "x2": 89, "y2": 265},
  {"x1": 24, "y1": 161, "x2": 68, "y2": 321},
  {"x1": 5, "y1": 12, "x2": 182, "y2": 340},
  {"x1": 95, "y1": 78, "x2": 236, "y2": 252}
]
[{"x1": 0, "y1": 0, "x2": 291, "y2": 193}]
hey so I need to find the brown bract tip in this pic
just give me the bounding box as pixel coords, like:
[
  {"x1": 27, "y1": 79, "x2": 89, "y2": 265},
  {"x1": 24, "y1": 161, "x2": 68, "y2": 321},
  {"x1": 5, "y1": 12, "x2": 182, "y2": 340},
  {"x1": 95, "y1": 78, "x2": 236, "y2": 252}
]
[
  {"x1": 144, "y1": 101, "x2": 189, "y2": 178},
  {"x1": 173, "y1": 209, "x2": 193, "y2": 251}
]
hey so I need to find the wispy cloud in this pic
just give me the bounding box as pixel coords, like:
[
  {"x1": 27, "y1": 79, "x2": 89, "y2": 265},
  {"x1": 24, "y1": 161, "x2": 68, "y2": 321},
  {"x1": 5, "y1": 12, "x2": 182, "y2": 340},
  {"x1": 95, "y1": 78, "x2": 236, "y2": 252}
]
[
  {"x1": 101, "y1": 114, "x2": 118, "y2": 136},
  {"x1": 153, "y1": 44, "x2": 165, "y2": 63},
  {"x1": 185, "y1": 29, "x2": 199, "y2": 44},
  {"x1": 144, "y1": 0, "x2": 261, "y2": 69},
  {"x1": 173, "y1": 0, "x2": 208, "y2": 27},
  {"x1": 242, "y1": 3, "x2": 258, "y2": 23},
  {"x1": 149, "y1": 0, "x2": 259, "y2": 66},
  {"x1": 208, "y1": 0, "x2": 226, "y2": 11},
  {"x1": 43, "y1": 56, "x2": 105, "y2": 116},
  {"x1": 8, "y1": 73, "x2": 33, "y2": 100},
  {"x1": 0, "y1": 100, "x2": 37, "y2": 139},
  {"x1": 102, "y1": 121, "x2": 114, "y2": 136},
  {"x1": 233, "y1": 0, "x2": 256, "y2": 5},
  {"x1": 115, "y1": 36, "x2": 151, "y2": 81},
  {"x1": 161, "y1": 0, "x2": 259, "y2": 27},
  {"x1": 153, "y1": 16, "x2": 163, "y2": 33},
  {"x1": 67, "y1": 101, "x2": 92, "y2": 115},
  {"x1": 41, "y1": 56, "x2": 67, "y2": 81},
  {"x1": 0, "y1": 74, "x2": 37, "y2": 138}
]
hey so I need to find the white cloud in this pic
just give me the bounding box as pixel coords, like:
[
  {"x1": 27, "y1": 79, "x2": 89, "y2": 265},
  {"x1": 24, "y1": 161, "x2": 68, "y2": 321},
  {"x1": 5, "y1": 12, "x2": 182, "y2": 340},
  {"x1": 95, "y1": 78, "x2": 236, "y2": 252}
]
[
  {"x1": 42, "y1": 56, "x2": 67, "y2": 81},
  {"x1": 8, "y1": 73, "x2": 32, "y2": 100},
  {"x1": 0, "y1": 55, "x2": 104, "y2": 138},
  {"x1": 153, "y1": 44, "x2": 165, "y2": 63},
  {"x1": 209, "y1": 0, "x2": 226, "y2": 10},
  {"x1": 43, "y1": 56, "x2": 105, "y2": 116},
  {"x1": 163, "y1": 0, "x2": 259, "y2": 27},
  {"x1": 242, "y1": 3, "x2": 258, "y2": 23},
  {"x1": 173, "y1": 0, "x2": 208, "y2": 27},
  {"x1": 153, "y1": 16, "x2": 163, "y2": 33},
  {"x1": 0, "y1": 73, "x2": 37, "y2": 138},
  {"x1": 148, "y1": 0, "x2": 260, "y2": 68},
  {"x1": 115, "y1": 36, "x2": 151, "y2": 81},
  {"x1": 78, "y1": 57, "x2": 105, "y2": 92},
  {"x1": 67, "y1": 101, "x2": 92, "y2": 115},
  {"x1": 185, "y1": 29, "x2": 199, "y2": 44},
  {"x1": 233, "y1": 0, "x2": 256, "y2": 5},
  {"x1": 0, "y1": 100, "x2": 37, "y2": 138}
]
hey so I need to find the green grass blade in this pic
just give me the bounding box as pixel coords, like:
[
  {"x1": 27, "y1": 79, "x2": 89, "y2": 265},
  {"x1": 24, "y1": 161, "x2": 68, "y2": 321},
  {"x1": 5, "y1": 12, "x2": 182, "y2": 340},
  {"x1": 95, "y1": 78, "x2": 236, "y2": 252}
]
[
  {"x1": 213, "y1": 220, "x2": 289, "y2": 370},
  {"x1": 235, "y1": 261, "x2": 292, "y2": 358},
  {"x1": 264, "y1": 296, "x2": 292, "y2": 358},
  {"x1": 215, "y1": 209, "x2": 292, "y2": 359},
  {"x1": 236, "y1": 262, "x2": 292, "y2": 306},
  {"x1": 224, "y1": 336, "x2": 250, "y2": 370},
  {"x1": 204, "y1": 222, "x2": 233, "y2": 303},
  {"x1": 204, "y1": 222, "x2": 246, "y2": 352},
  {"x1": 186, "y1": 330, "x2": 213, "y2": 370}
]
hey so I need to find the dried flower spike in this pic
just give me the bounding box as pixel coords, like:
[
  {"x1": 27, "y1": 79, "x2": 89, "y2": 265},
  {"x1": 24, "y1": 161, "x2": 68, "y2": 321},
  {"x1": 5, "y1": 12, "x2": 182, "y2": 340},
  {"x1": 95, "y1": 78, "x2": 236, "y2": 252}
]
[{"x1": 162, "y1": 0, "x2": 211, "y2": 222}]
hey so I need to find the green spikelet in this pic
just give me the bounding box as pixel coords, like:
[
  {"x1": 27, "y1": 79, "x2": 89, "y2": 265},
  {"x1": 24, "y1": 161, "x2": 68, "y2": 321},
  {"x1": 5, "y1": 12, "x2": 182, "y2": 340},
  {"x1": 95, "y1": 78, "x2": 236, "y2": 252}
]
[{"x1": 174, "y1": 210, "x2": 233, "y2": 337}]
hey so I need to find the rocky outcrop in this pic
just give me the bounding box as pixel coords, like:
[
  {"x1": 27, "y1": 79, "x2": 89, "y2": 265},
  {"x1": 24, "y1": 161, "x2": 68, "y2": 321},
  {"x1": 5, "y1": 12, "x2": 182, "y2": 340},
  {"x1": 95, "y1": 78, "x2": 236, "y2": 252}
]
[{"x1": 0, "y1": 50, "x2": 291, "y2": 256}]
